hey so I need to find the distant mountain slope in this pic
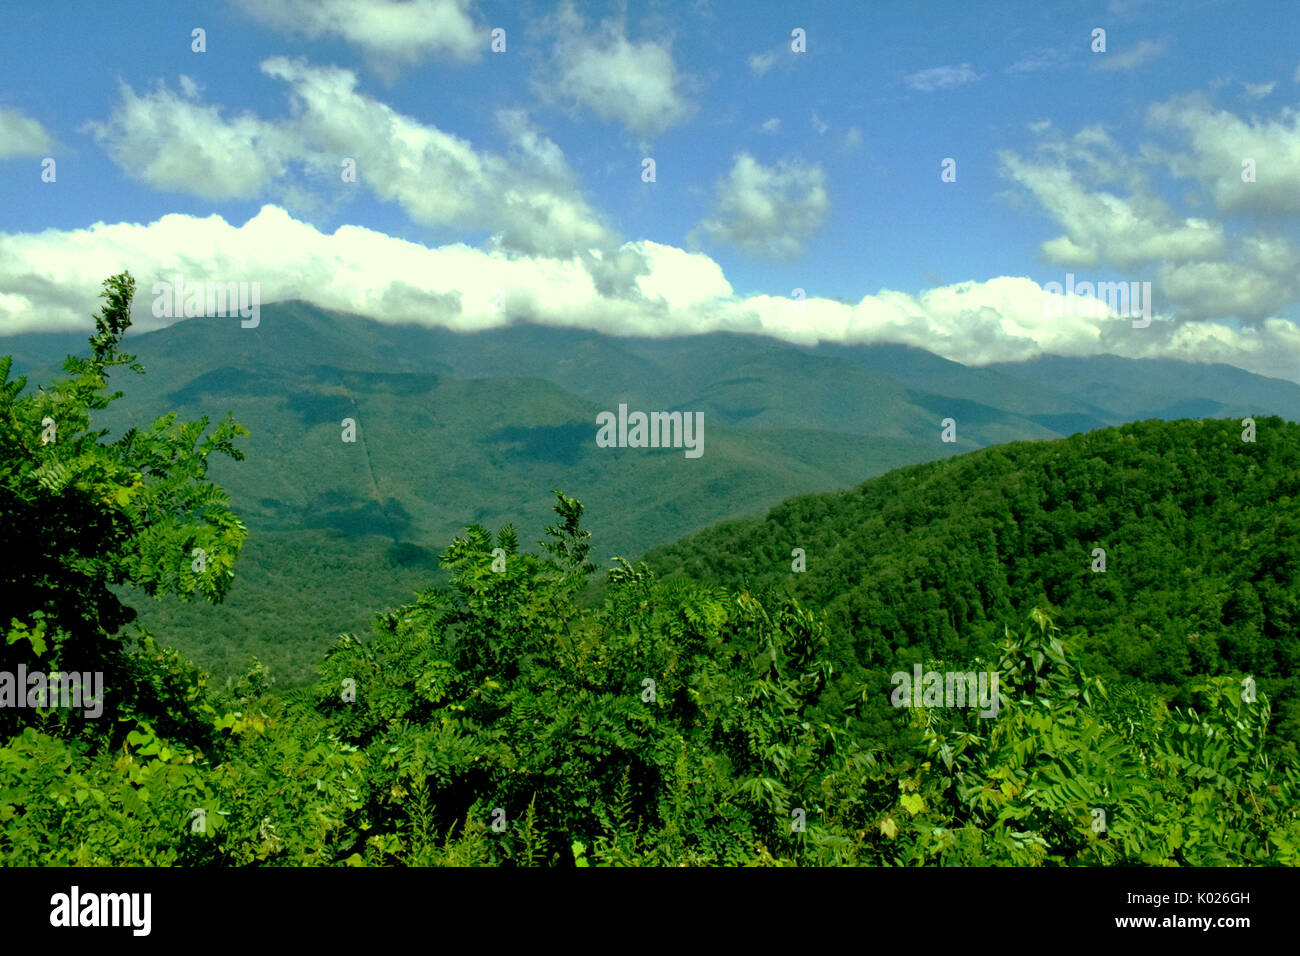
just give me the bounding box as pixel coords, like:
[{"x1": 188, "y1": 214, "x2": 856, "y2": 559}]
[
  {"x1": 10, "y1": 302, "x2": 1300, "y2": 436},
  {"x1": 987, "y1": 354, "x2": 1300, "y2": 422},
  {"x1": 813, "y1": 342, "x2": 1109, "y2": 423},
  {"x1": 82, "y1": 347, "x2": 960, "y2": 682},
  {"x1": 5, "y1": 304, "x2": 1299, "y2": 683},
  {"x1": 643, "y1": 417, "x2": 1300, "y2": 749}
]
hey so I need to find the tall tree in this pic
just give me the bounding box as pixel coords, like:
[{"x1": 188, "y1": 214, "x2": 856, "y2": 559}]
[{"x1": 1, "y1": 271, "x2": 248, "y2": 741}]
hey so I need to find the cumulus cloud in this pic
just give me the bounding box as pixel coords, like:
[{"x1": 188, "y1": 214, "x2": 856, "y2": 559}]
[
  {"x1": 3, "y1": 206, "x2": 1300, "y2": 382},
  {"x1": 905, "y1": 63, "x2": 980, "y2": 92},
  {"x1": 693, "y1": 153, "x2": 829, "y2": 260},
  {"x1": 1157, "y1": 258, "x2": 1294, "y2": 321},
  {"x1": 1147, "y1": 92, "x2": 1300, "y2": 214},
  {"x1": 0, "y1": 206, "x2": 715, "y2": 338},
  {"x1": 1094, "y1": 38, "x2": 1166, "y2": 72},
  {"x1": 85, "y1": 78, "x2": 292, "y2": 200},
  {"x1": 531, "y1": 2, "x2": 693, "y2": 138},
  {"x1": 0, "y1": 108, "x2": 56, "y2": 159},
  {"x1": 1000, "y1": 100, "x2": 1300, "y2": 325},
  {"x1": 85, "y1": 59, "x2": 613, "y2": 259},
  {"x1": 231, "y1": 0, "x2": 482, "y2": 74},
  {"x1": 998, "y1": 124, "x2": 1224, "y2": 271},
  {"x1": 268, "y1": 58, "x2": 614, "y2": 257}
]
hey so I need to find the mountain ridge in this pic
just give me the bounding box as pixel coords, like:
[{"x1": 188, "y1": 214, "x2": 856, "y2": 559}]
[{"x1": 4, "y1": 302, "x2": 1297, "y2": 682}]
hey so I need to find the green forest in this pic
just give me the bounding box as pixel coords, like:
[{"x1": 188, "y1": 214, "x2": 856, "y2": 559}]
[
  {"x1": 644, "y1": 410, "x2": 1300, "y2": 756},
  {"x1": 2, "y1": 274, "x2": 1297, "y2": 866}
]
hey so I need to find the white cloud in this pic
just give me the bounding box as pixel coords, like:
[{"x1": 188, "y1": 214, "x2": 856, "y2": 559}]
[
  {"x1": 531, "y1": 2, "x2": 692, "y2": 138},
  {"x1": 231, "y1": 0, "x2": 482, "y2": 74},
  {"x1": 811, "y1": 110, "x2": 829, "y2": 135},
  {"x1": 1243, "y1": 81, "x2": 1276, "y2": 98},
  {"x1": 3, "y1": 206, "x2": 1300, "y2": 383},
  {"x1": 1006, "y1": 49, "x2": 1068, "y2": 74},
  {"x1": 1158, "y1": 258, "x2": 1293, "y2": 321},
  {"x1": 748, "y1": 50, "x2": 777, "y2": 76},
  {"x1": 999, "y1": 125, "x2": 1225, "y2": 271},
  {"x1": 0, "y1": 108, "x2": 55, "y2": 159},
  {"x1": 759, "y1": 117, "x2": 781, "y2": 134},
  {"x1": 1147, "y1": 92, "x2": 1300, "y2": 214},
  {"x1": 747, "y1": 37, "x2": 804, "y2": 78},
  {"x1": 905, "y1": 63, "x2": 980, "y2": 92},
  {"x1": 271, "y1": 57, "x2": 615, "y2": 256},
  {"x1": 632, "y1": 240, "x2": 733, "y2": 307},
  {"x1": 86, "y1": 60, "x2": 613, "y2": 259},
  {"x1": 693, "y1": 153, "x2": 829, "y2": 260},
  {"x1": 1094, "y1": 38, "x2": 1166, "y2": 72},
  {"x1": 85, "y1": 79, "x2": 292, "y2": 200},
  {"x1": 1001, "y1": 101, "x2": 1300, "y2": 326}
]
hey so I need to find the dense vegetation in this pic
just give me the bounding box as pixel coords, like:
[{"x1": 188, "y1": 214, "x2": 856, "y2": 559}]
[
  {"x1": 2, "y1": 274, "x2": 1296, "y2": 866},
  {"x1": 646, "y1": 417, "x2": 1300, "y2": 756},
  {"x1": 11, "y1": 299, "x2": 1300, "y2": 685}
]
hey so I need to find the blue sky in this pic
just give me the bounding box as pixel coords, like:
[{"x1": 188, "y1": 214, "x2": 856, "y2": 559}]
[{"x1": 3, "y1": 0, "x2": 1300, "y2": 381}]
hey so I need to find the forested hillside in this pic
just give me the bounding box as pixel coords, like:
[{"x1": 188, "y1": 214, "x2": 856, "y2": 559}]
[
  {"x1": 2, "y1": 276, "x2": 1296, "y2": 867},
  {"x1": 646, "y1": 418, "x2": 1300, "y2": 753},
  {"x1": 8, "y1": 300, "x2": 1300, "y2": 683}
]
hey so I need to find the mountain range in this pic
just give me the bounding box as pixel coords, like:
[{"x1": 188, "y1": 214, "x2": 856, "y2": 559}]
[{"x1": 6, "y1": 301, "x2": 1299, "y2": 681}]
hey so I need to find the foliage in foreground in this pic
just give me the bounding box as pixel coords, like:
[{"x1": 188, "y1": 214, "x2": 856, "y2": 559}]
[
  {"x1": 1, "y1": 274, "x2": 1296, "y2": 865},
  {"x1": 645, "y1": 415, "x2": 1300, "y2": 754},
  {"x1": 3, "y1": 496, "x2": 1298, "y2": 865}
]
